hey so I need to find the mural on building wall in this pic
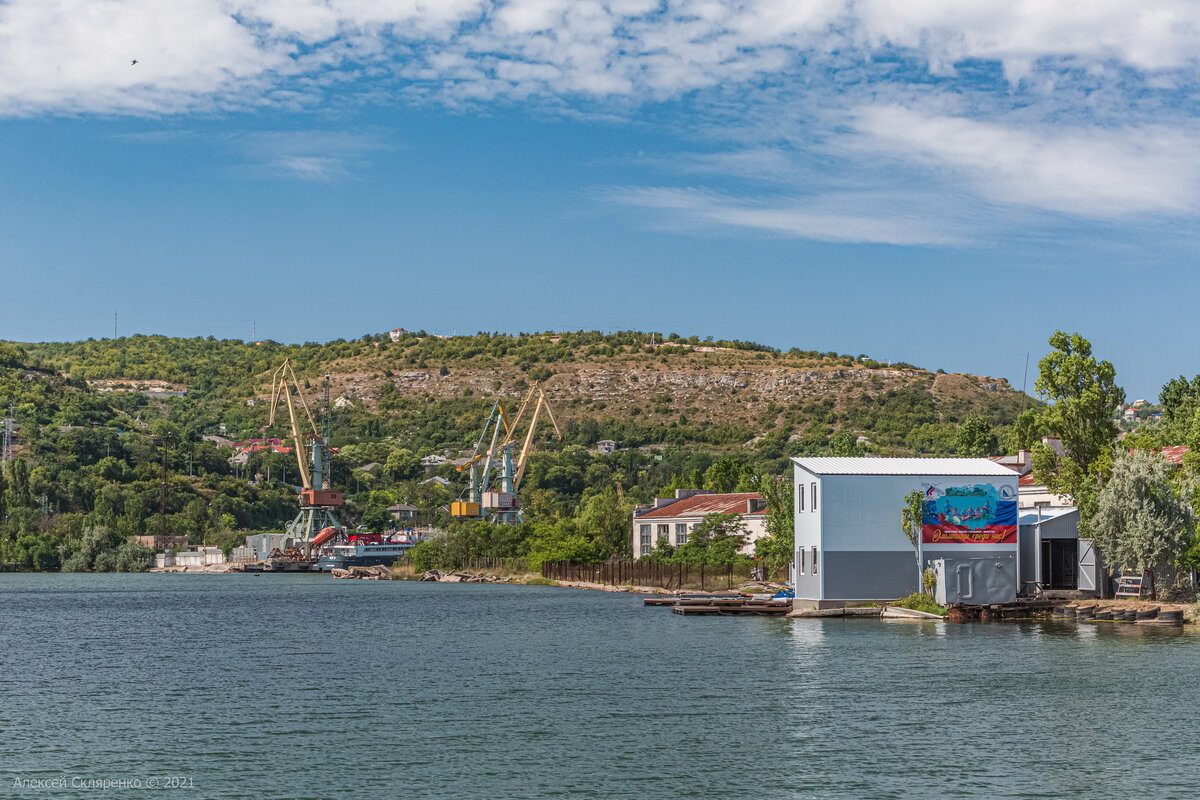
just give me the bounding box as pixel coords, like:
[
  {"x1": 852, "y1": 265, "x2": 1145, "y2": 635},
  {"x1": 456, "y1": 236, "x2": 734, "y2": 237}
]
[{"x1": 920, "y1": 483, "x2": 1017, "y2": 544}]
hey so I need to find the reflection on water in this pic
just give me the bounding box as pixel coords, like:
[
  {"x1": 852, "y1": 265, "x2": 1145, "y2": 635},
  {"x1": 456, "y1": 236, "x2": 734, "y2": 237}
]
[{"x1": 1, "y1": 574, "x2": 1197, "y2": 800}]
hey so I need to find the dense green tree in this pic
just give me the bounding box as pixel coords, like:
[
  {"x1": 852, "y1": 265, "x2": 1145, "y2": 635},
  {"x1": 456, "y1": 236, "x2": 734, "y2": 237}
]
[
  {"x1": 954, "y1": 415, "x2": 999, "y2": 457},
  {"x1": 361, "y1": 506, "x2": 393, "y2": 533},
  {"x1": 754, "y1": 475, "x2": 794, "y2": 570},
  {"x1": 829, "y1": 431, "x2": 866, "y2": 456},
  {"x1": 1091, "y1": 450, "x2": 1193, "y2": 595},
  {"x1": 704, "y1": 457, "x2": 751, "y2": 493},
  {"x1": 1031, "y1": 332, "x2": 1125, "y2": 526},
  {"x1": 1007, "y1": 408, "x2": 1047, "y2": 452}
]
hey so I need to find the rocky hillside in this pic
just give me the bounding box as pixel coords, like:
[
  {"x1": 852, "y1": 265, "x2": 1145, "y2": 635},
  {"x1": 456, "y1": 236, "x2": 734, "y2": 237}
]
[{"x1": 13, "y1": 331, "x2": 1036, "y2": 455}]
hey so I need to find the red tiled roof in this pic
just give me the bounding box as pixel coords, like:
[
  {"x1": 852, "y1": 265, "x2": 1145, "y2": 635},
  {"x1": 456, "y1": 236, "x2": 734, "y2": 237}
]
[
  {"x1": 637, "y1": 492, "x2": 766, "y2": 519},
  {"x1": 1157, "y1": 445, "x2": 1189, "y2": 465},
  {"x1": 1019, "y1": 473, "x2": 1038, "y2": 487}
]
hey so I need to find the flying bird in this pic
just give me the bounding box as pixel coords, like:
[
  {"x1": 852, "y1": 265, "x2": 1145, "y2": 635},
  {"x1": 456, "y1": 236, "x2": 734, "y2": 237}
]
[{"x1": 131, "y1": 59, "x2": 138, "y2": 66}]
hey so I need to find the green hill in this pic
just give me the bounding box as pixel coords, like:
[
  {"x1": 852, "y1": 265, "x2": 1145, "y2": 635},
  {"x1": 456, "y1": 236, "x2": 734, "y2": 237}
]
[{"x1": 0, "y1": 331, "x2": 1037, "y2": 572}]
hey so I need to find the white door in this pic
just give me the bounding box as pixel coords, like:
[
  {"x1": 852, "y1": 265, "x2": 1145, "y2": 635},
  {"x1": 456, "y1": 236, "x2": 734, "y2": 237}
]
[{"x1": 1077, "y1": 539, "x2": 1097, "y2": 592}]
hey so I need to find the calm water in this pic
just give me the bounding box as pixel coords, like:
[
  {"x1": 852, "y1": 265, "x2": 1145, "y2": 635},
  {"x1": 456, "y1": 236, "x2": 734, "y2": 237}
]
[{"x1": 2, "y1": 575, "x2": 1198, "y2": 800}]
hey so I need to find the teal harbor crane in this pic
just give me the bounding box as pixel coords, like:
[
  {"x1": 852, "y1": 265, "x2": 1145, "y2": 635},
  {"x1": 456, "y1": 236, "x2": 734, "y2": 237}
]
[{"x1": 452, "y1": 382, "x2": 561, "y2": 524}]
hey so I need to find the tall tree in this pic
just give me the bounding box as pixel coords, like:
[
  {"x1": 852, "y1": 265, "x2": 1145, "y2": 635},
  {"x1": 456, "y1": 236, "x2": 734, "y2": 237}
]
[
  {"x1": 704, "y1": 457, "x2": 749, "y2": 493},
  {"x1": 753, "y1": 475, "x2": 794, "y2": 570},
  {"x1": 1158, "y1": 375, "x2": 1200, "y2": 422},
  {"x1": 1091, "y1": 450, "x2": 1193, "y2": 596},
  {"x1": 954, "y1": 415, "x2": 999, "y2": 457},
  {"x1": 1031, "y1": 331, "x2": 1125, "y2": 526},
  {"x1": 1007, "y1": 408, "x2": 1047, "y2": 452},
  {"x1": 900, "y1": 490, "x2": 924, "y2": 589}
]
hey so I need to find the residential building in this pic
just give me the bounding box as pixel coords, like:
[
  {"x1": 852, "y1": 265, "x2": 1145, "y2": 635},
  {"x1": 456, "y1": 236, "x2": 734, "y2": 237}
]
[
  {"x1": 388, "y1": 503, "x2": 419, "y2": 522},
  {"x1": 419, "y1": 476, "x2": 452, "y2": 487},
  {"x1": 596, "y1": 439, "x2": 617, "y2": 455},
  {"x1": 989, "y1": 450, "x2": 1032, "y2": 476},
  {"x1": 631, "y1": 489, "x2": 768, "y2": 558},
  {"x1": 1017, "y1": 473, "x2": 1073, "y2": 508}
]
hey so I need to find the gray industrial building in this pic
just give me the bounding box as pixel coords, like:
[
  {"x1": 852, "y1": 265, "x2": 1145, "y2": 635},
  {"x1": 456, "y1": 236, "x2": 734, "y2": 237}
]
[
  {"x1": 791, "y1": 457, "x2": 1022, "y2": 608},
  {"x1": 791, "y1": 457, "x2": 1100, "y2": 608},
  {"x1": 1017, "y1": 507, "x2": 1100, "y2": 594}
]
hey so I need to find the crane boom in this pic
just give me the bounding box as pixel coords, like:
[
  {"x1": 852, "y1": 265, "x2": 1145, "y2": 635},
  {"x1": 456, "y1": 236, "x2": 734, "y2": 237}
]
[
  {"x1": 268, "y1": 359, "x2": 320, "y2": 490},
  {"x1": 513, "y1": 383, "x2": 561, "y2": 490}
]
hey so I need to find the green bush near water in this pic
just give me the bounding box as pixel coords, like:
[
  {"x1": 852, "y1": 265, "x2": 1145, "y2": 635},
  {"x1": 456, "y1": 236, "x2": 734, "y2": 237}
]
[{"x1": 890, "y1": 593, "x2": 948, "y2": 616}]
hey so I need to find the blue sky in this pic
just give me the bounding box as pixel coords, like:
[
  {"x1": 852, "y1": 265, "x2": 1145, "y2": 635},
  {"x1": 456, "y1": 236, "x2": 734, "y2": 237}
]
[{"x1": 3, "y1": 2, "x2": 1200, "y2": 400}]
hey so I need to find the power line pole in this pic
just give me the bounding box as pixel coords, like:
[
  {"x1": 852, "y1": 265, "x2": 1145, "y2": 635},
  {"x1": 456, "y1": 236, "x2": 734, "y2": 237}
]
[{"x1": 157, "y1": 436, "x2": 170, "y2": 551}]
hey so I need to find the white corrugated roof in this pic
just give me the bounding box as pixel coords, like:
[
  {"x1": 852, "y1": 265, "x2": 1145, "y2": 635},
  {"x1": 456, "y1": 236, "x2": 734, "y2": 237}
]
[
  {"x1": 1018, "y1": 507, "x2": 1078, "y2": 525},
  {"x1": 791, "y1": 457, "x2": 1020, "y2": 476}
]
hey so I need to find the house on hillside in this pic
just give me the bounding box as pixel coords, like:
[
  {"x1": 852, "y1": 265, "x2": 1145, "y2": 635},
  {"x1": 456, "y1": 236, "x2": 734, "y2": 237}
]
[
  {"x1": 596, "y1": 439, "x2": 617, "y2": 455},
  {"x1": 387, "y1": 503, "x2": 419, "y2": 522},
  {"x1": 419, "y1": 476, "x2": 451, "y2": 487},
  {"x1": 632, "y1": 490, "x2": 768, "y2": 558}
]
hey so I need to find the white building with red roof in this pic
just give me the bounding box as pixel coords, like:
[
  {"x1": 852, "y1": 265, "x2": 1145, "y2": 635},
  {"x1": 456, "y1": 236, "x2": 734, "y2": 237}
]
[{"x1": 632, "y1": 489, "x2": 768, "y2": 558}]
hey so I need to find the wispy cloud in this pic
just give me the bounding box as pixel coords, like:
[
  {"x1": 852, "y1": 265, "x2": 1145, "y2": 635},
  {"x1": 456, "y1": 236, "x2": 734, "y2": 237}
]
[
  {"x1": 598, "y1": 186, "x2": 982, "y2": 246},
  {"x1": 843, "y1": 106, "x2": 1200, "y2": 219},
  {"x1": 121, "y1": 127, "x2": 392, "y2": 181}
]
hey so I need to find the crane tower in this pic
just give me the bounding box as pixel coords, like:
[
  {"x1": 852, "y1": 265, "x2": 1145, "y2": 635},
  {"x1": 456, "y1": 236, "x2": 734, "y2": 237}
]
[{"x1": 268, "y1": 360, "x2": 344, "y2": 554}]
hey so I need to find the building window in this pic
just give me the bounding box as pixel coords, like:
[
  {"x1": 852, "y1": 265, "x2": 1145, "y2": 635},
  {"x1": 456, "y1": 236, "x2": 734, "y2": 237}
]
[
  {"x1": 675, "y1": 523, "x2": 688, "y2": 546},
  {"x1": 640, "y1": 533, "x2": 652, "y2": 552},
  {"x1": 800, "y1": 548, "x2": 807, "y2": 573},
  {"x1": 639, "y1": 524, "x2": 651, "y2": 536},
  {"x1": 657, "y1": 524, "x2": 670, "y2": 539},
  {"x1": 810, "y1": 482, "x2": 818, "y2": 511},
  {"x1": 811, "y1": 546, "x2": 818, "y2": 575},
  {"x1": 798, "y1": 484, "x2": 805, "y2": 512}
]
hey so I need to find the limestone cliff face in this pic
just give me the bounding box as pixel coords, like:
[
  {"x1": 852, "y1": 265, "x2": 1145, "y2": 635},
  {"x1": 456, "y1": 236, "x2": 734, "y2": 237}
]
[{"x1": 316, "y1": 350, "x2": 1031, "y2": 436}]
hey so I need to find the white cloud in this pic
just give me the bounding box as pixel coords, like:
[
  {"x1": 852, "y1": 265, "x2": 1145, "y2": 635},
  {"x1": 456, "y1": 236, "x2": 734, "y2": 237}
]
[
  {"x1": 601, "y1": 186, "x2": 978, "y2": 246},
  {"x1": 8, "y1": 2, "x2": 1200, "y2": 237},
  {"x1": 6, "y1": 2, "x2": 1200, "y2": 115},
  {"x1": 846, "y1": 106, "x2": 1200, "y2": 218}
]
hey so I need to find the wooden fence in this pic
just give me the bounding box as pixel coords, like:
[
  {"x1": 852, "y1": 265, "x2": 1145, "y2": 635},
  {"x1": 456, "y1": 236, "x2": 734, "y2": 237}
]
[{"x1": 541, "y1": 560, "x2": 750, "y2": 591}]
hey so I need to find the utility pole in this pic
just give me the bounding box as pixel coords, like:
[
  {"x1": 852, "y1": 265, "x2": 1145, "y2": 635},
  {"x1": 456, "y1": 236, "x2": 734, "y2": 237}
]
[{"x1": 157, "y1": 435, "x2": 171, "y2": 551}]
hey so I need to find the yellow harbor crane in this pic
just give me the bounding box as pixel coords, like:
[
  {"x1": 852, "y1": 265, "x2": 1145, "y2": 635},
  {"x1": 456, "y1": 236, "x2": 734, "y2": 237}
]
[
  {"x1": 267, "y1": 359, "x2": 344, "y2": 556},
  {"x1": 451, "y1": 381, "x2": 562, "y2": 523}
]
